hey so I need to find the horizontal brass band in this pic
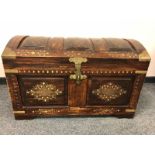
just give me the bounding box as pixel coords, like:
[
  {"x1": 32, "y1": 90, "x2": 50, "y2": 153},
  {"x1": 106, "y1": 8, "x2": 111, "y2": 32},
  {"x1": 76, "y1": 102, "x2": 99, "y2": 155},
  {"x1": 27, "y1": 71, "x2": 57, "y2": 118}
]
[
  {"x1": 13, "y1": 111, "x2": 25, "y2": 114},
  {"x1": 125, "y1": 109, "x2": 135, "y2": 112},
  {"x1": 5, "y1": 69, "x2": 18, "y2": 73},
  {"x1": 135, "y1": 70, "x2": 147, "y2": 74},
  {"x1": 2, "y1": 48, "x2": 16, "y2": 59}
]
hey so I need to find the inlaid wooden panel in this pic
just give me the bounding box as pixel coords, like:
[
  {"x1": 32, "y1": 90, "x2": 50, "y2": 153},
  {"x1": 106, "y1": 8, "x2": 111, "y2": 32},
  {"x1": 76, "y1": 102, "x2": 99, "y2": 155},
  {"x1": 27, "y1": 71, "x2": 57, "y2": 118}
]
[
  {"x1": 87, "y1": 76, "x2": 134, "y2": 106},
  {"x1": 18, "y1": 76, "x2": 67, "y2": 106}
]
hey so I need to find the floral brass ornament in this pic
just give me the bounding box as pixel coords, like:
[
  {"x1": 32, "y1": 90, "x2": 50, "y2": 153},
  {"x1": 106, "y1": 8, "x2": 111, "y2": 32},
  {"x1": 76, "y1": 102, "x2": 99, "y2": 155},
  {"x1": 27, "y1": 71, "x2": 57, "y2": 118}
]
[
  {"x1": 92, "y1": 82, "x2": 127, "y2": 102},
  {"x1": 26, "y1": 82, "x2": 62, "y2": 102}
]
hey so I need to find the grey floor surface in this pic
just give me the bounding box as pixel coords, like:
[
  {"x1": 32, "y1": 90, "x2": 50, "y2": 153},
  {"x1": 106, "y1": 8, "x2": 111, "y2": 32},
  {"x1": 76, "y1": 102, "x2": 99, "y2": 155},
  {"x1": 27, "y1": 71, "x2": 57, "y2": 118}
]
[{"x1": 0, "y1": 83, "x2": 155, "y2": 135}]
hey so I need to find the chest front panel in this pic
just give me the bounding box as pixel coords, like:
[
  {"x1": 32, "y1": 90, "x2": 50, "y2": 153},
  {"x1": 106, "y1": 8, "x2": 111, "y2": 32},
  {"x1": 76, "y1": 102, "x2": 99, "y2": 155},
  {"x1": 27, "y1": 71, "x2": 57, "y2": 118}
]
[{"x1": 5, "y1": 59, "x2": 146, "y2": 119}]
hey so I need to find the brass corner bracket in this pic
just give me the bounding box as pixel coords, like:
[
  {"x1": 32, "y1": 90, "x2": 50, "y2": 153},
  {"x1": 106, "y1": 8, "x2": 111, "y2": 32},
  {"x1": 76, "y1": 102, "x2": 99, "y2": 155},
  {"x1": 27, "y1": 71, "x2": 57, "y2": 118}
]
[
  {"x1": 125, "y1": 109, "x2": 135, "y2": 112},
  {"x1": 13, "y1": 110, "x2": 25, "y2": 114},
  {"x1": 139, "y1": 50, "x2": 151, "y2": 62},
  {"x1": 135, "y1": 70, "x2": 147, "y2": 74},
  {"x1": 2, "y1": 47, "x2": 16, "y2": 60},
  {"x1": 5, "y1": 69, "x2": 18, "y2": 74}
]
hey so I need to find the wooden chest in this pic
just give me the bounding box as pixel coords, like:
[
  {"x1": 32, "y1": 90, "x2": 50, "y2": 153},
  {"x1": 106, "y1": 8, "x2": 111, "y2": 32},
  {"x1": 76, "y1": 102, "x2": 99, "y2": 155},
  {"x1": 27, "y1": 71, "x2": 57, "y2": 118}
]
[{"x1": 2, "y1": 36, "x2": 150, "y2": 119}]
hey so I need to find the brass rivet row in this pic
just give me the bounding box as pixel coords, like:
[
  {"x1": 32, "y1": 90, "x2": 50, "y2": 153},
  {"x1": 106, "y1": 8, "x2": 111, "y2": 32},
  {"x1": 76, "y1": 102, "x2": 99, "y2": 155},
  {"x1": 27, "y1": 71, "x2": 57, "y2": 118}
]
[
  {"x1": 18, "y1": 70, "x2": 73, "y2": 74},
  {"x1": 135, "y1": 77, "x2": 140, "y2": 89},
  {"x1": 17, "y1": 50, "x2": 50, "y2": 57},
  {"x1": 18, "y1": 69, "x2": 134, "y2": 75},
  {"x1": 82, "y1": 70, "x2": 134, "y2": 74},
  {"x1": 108, "y1": 53, "x2": 138, "y2": 58},
  {"x1": 11, "y1": 77, "x2": 21, "y2": 107}
]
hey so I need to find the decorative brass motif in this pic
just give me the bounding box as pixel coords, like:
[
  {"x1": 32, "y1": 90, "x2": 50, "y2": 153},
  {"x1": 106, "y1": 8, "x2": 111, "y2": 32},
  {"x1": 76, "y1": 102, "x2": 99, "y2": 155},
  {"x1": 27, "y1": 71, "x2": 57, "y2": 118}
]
[
  {"x1": 26, "y1": 82, "x2": 62, "y2": 102},
  {"x1": 69, "y1": 57, "x2": 87, "y2": 84},
  {"x1": 92, "y1": 82, "x2": 127, "y2": 102}
]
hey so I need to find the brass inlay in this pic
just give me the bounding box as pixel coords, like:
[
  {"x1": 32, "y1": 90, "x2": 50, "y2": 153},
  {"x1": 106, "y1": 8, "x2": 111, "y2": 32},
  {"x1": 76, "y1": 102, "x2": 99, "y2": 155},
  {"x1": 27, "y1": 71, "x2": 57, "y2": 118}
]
[
  {"x1": 125, "y1": 109, "x2": 135, "y2": 112},
  {"x1": 5, "y1": 69, "x2": 18, "y2": 73},
  {"x1": 135, "y1": 70, "x2": 147, "y2": 74},
  {"x1": 69, "y1": 57, "x2": 87, "y2": 84},
  {"x1": 139, "y1": 50, "x2": 151, "y2": 62},
  {"x1": 26, "y1": 82, "x2": 62, "y2": 102},
  {"x1": 92, "y1": 82, "x2": 127, "y2": 102},
  {"x1": 2, "y1": 47, "x2": 16, "y2": 59}
]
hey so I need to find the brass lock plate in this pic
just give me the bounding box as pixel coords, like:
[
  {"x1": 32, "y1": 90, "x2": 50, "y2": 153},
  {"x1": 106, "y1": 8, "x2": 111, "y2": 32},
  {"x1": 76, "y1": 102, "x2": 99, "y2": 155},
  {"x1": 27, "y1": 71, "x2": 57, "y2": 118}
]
[{"x1": 69, "y1": 57, "x2": 87, "y2": 84}]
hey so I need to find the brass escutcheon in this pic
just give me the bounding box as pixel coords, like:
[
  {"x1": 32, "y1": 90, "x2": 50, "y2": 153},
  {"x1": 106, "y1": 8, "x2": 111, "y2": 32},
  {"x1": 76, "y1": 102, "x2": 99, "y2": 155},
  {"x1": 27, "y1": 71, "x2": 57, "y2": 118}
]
[{"x1": 69, "y1": 57, "x2": 87, "y2": 84}]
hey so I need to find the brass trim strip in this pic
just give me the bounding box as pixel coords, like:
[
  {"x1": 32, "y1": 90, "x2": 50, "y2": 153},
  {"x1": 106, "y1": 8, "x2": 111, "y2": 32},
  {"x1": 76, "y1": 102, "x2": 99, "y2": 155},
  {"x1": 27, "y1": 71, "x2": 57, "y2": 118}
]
[
  {"x1": 2, "y1": 47, "x2": 16, "y2": 60},
  {"x1": 135, "y1": 70, "x2": 147, "y2": 74},
  {"x1": 125, "y1": 109, "x2": 135, "y2": 112},
  {"x1": 13, "y1": 111, "x2": 25, "y2": 114},
  {"x1": 5, "y1": 69, "x2": 18, "y2": 74}
]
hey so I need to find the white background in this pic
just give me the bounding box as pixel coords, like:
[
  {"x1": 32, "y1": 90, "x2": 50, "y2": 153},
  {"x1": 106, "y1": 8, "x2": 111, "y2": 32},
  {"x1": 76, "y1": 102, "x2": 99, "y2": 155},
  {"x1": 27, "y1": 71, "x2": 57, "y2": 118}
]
[
  {"x1": 0, "y1": 0, "x2": 155, "y2": 77},
  {"x1": 0, "y1": 136, "x2": 155, "y2": 155},
  {"x1": 0, "y1": 0, "x2": 155, "y2": 153}
]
